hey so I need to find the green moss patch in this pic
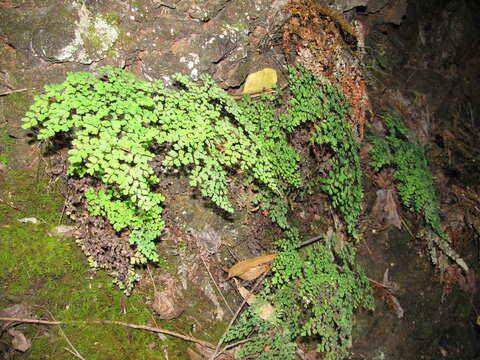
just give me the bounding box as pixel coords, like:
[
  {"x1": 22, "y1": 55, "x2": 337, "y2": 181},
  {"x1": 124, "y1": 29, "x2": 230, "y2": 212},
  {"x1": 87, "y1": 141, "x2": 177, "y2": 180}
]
[
  {"x1": 0, "y1": 127, "x2": 14, "y2": 165},
  {"x1": 0, "y1": 170, "x2": 187, "y2": 359}
]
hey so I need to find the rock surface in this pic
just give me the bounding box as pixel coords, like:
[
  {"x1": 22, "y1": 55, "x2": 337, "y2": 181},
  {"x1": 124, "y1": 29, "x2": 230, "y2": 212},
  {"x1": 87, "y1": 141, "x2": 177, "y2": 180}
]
[{"x1": 1, "y1": 0, "x2": 479, "y2": 359}]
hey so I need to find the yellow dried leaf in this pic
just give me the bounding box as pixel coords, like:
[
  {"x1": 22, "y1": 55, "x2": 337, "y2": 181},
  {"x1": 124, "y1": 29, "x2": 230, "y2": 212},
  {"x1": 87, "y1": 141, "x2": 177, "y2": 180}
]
[
  {"x1": 237, "y1": 283, "x2": 275, "y2": 321},
  {"x1": 228, "y1": 254, "x2": 277, "y2": 279},
  {"x1": 237, "y1": 284, "x2": 256, "y2": 305},
  {"x1": 238, "y1": 264, "x2": 270, "y2": 281},
  {"x1": 242, "y1": 68, "x2": 277, "y2": 95},
  {"x1": 258, "y1": 302, "x2": 275, "y2": 321}
]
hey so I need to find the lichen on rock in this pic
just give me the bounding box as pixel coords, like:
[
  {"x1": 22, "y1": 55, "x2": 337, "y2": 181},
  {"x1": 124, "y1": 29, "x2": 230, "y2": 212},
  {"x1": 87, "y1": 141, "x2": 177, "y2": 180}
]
[{"x1": 32, "y1": 3, "x2": 119, "y2": 64}]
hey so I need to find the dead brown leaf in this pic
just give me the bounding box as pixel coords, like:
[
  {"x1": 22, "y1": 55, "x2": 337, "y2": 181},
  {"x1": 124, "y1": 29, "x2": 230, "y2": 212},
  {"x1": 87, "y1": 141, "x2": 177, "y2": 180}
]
[
  {"x1": 371, "y1": 188, "x2": 402, "y2": 229},
  {"x1": 389, "y1": 294, "x2": 405, "y2": 319},
  {"x1": 376, "y1": 269, "x2": 404, "y2": 318},
  {"x1": 1, "y1": 304, "x2": 32, "y2": 331},
  {"x1": 0, "y1": 304, "x2": 31, "y2": 319},
  {"x1": 152, "y1": 277, "x2": 184, "y2": 320},
  {"x1": 382, "y1": 268, "x2": 400, "y2": 292},
  {"x1": 305, "y1": 349, "x2": 323, "y2": 360},
  {"x1": 228, "y1": 254, "x2": 276, "y2": 279},
  {"x1": 237, "y1": 264, "x2": 270, "y2": 281},
  {"x1": 7, "y1": 329, "x2": 31, "y2": 352},
  {"x1": 236, "y1": 283, "x2": 275, "y2": 321}
]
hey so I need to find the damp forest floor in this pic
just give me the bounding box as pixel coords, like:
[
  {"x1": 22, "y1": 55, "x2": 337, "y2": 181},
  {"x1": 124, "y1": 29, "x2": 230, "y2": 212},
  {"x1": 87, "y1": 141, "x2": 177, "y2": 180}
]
[{"x1": 0, "y1": 139, "x2": 222, "y2": 359}]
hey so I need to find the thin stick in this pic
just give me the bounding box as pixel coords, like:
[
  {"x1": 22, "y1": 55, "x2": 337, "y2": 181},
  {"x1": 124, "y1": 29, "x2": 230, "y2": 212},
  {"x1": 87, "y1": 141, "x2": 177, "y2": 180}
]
[
  {"x1": 58, "y1": 205, "x2": 66, "y2": 225},
  {"x1": 144, "y1": 266, "x2": 163, "y2": 337},
  {"x1": 0, "y1": 317, "x2": 217, "y2": 350},
  {"x1": 97, "y1": 321, "x2": 217, "y2": 350},
  {"x1": 367, "y1": 277, "x2": 393, "y2": 290},
  {"x1": 299, "y1": 234, "x2": 323, "y2": 248},
  {"x1": 221, "y1": 337, "x2": 254, "y2": 352},
  {"x1": 329, "y1": 205, "x2": 339, "y2": 231},
  {"x1": 199, "y1": 253, "x2": 234, "y2": 316},
  {"x1": 64, "y1": 347, "x2": 86, "y2": 360},
  {"x1": 0, "y1": 198, "x2": 26, "y2": 214},
  {"x1": 401, "y1": 216, "x2": 415, "y2": 238},
  {"x1": 0, "y1": 318, "x2": 60, "y2": 325},
  {"x1": 0, "y1": 88, "x2": 27, "y2": 96},
  {"x1": 146, "y1": 265, "x2": 157, "y2": 293},
  {"x1": 211, "y1": 272, "x2": 268, "y2": 360},
  {"x1": 46, "y1": 311, "x2": 85, "y2": 360},
  {"x1": 0, "y1": 197, "x2": 48, "y2": 224}
]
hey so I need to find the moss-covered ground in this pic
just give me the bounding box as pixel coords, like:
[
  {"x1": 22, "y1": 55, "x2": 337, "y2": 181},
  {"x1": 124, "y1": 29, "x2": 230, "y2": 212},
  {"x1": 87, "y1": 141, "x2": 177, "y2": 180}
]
[
  {"x1": 0, "y1": 150, "x2": 197, "y2": 358},
  {"x1": 0, "y1": 126, "x2": 14, "y2": 165}
]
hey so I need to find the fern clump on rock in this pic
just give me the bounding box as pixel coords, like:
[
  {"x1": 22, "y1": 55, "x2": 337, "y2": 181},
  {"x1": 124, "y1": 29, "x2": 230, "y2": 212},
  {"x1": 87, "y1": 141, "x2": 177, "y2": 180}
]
[
  {"x1": 223, "y1": 67, "x2": 373, "y2": 360},
  {"x1": 21, "y1": 66, "x2": 305, "y2": 288},
  {"x1": 368, "y1": 113, "x2": 468, "y2": 272},
  {"x1": 23, "y1": 65, "x2": 373, "y2": 358},
  {"x1": 287, "y1": 66, "x2": 363, "y2": 238},
  {"x1": 368, "y1": 113, "x2": 443, "y2": 236}
]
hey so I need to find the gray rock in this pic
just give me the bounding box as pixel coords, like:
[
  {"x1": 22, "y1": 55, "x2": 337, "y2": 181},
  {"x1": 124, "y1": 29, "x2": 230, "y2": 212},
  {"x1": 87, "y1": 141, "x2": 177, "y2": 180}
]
[
  {"x1": 31, "y1": 3, "x2": 119, "y2": 64},
  {"x1": 366, "y1": 0, "x2": 390, "y2": 13},
  {"x1": 141, "y1": 52, "x2": 192, "y2": 81},
  {"x1": 327, "y1": 0, "x2": 389, "y2": 13},
  {"x1": 0, "y1": 8, "x2": 44, "y2": 68},
  {"x1": 155, "y1": 0, "x2": 182, "y2": 9},
  {"x1": 186, "y1": 0, "x2": 230, "y2": 22},
  {"x1": 52, "y1": 225, "x2": 77, "y2": 237},
  {"x1": 31, "y1": 6, "x2": 79, "y2": 63},
  {"x1": 195, "y1": 32, "x2": 238, "y2": 64},
  {"x1": 140, "y1": 48, "x2": 209, "y2": 82},
  {"x1": 327, "y1": 0, "x2": 368, "y2": 13}
]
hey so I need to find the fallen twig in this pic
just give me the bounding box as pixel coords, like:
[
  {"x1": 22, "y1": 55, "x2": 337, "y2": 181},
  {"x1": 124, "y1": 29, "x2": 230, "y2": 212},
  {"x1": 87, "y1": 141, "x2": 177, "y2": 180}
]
[
  {"x1": 0, "y1": 197, "x2": 26, "y2": 214},
  {"x1": 221, "y1": 337, "x2": 255, "y2": 353},
  {"x1": 0, "y1": 317, "x2": 217, "y2": 350},
  {"x1": 146, "y1": 265, "x2": 158, "y2": 293},
  {"x1": 97, "y1": 320, "x2": 217, "y2": 349},
  {"x1": 367, "y1": 277, "x2": 393, "y2": 290},
  {"x1": 47, "y1": 311, "x2": 85, "y2": 360},
  {"x1": 64, "y1": 347, "x2": 86, "y2": 360},
  {"x1": 299, "y1": 234, "x2": 323, "y2": 248},
  {"x1": 199, "y1": 252, "x2": 234, "y2": 316},
  {"x1": 0, "y1": 88, "x2": 27, "y2": 96},
  {"x1": 0, "y1": 197, "x2": 49, "y2": 225},
  {"x1": 211, "y1": 271, "x2": 268, "y2": 360}
]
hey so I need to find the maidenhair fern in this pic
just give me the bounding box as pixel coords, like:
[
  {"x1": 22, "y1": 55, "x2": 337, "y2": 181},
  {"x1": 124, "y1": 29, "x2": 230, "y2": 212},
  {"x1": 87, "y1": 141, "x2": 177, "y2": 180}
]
[
  {"x1": 225, "y1": 230, "x2": 374, "y2": 360},
  {"x1": 287, "y1": 66, "x2": 363, "y2": 238},
  {"x1": 224, "y1": 67, "x2": 373, "y2": 360},
  {"x1": 22, "y1": 67, "x2": 165, "y2": 264},
  {"x1": 23, "y1": 66, "x2": 374, "y2": 359},
  {"x1": 368, "y1": 113, "x2": 444, "y2": 236},
  {"x1": 367, "y1": 114, "x2": 469, "y2": 274}
]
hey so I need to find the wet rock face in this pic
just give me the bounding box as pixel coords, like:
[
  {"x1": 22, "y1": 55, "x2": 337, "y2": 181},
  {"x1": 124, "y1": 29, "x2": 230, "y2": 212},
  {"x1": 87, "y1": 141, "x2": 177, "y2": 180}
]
[
  {"x1": 1, "y1": 0, "x2": 479, "y2": 358},
  {"x1": 0, "y1": 0, "x2": 289, "y2": 85},
  {"x1": 185, "y1": 0, "x2": 230, "y2": 21},
  {"x1": 0, "y1": 0, "x2": 411, "y2": 83},
  {"x1": 1, "y1": 2, "x2": 120, "y2": 66},
  {"x1": 31, "y1": 6, "x2": 79, "y2": 63}
]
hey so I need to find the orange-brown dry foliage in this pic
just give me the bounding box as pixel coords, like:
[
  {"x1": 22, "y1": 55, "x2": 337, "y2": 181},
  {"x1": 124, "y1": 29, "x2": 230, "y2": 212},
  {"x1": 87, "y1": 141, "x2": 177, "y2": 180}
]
[
  {"x1": 372, "y1": 283, "x2": 401, "y2": 316},
  {"x1": 441, "y1": 264, "x2": 462, "y2": 298},
  {"x1": 283, "y1": 0, "x2": 368, "y2": 139}
]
